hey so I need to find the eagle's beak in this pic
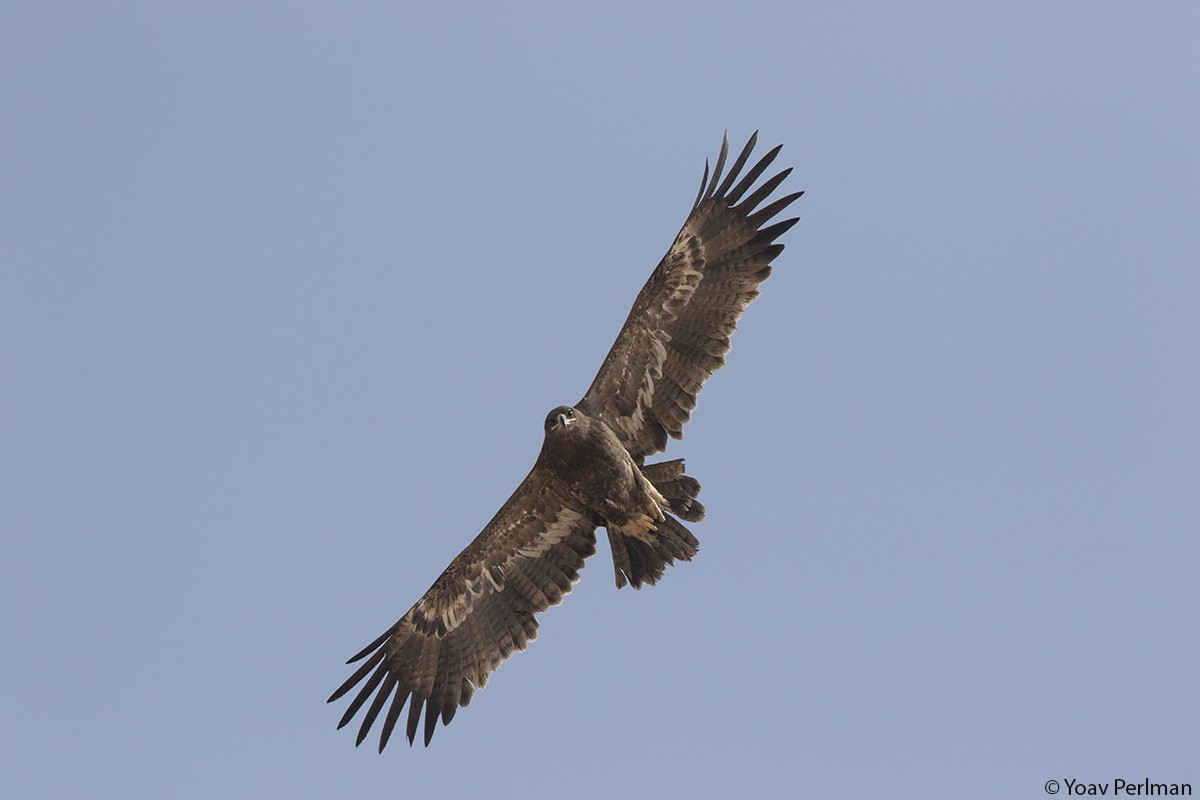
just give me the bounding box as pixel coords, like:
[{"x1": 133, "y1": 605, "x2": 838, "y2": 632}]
[{"x1": 556, "y1": 413, "x2": 570, "y2": 429}]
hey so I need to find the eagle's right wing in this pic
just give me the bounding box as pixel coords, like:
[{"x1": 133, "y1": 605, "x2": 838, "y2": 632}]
[
  {"x1": 328, "y1": 468, "x2": 598, "y2": 750},
  {"x1": 577, "y1": 132, "x2": 801, "y2": 461}
]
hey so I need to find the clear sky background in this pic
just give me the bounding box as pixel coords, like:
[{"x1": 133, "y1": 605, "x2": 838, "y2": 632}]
[{"x1": 3, "y1": 3, "x2": 1197, "y2": 798}]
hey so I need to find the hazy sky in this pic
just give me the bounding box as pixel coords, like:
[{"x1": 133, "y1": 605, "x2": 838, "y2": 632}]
[{"x1": 3, "y1": 3, "x2": 1197, "y2": 798}]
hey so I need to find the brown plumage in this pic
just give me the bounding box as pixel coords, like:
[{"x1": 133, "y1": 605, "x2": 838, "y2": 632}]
[{"x1": 328, "y1": 132, "x2": 801, "y2": 750}]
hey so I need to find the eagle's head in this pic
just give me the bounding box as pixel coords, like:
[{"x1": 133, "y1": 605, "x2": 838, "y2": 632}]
[{"x1": 544, "y1": 405, "x2": 579, "y2": 435}]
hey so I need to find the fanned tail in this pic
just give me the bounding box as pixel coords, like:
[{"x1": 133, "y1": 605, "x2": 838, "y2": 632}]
[
  {"x1": 607, "y1": 459, "x2": 703, "y2": 589},
  {"x1": 640, "y1": 458, "x2": 705, "y2": 522}
]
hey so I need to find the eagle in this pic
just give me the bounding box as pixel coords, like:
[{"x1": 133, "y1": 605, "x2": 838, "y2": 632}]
[{"x1": 329, "y1": 132, "x2": 801, "y2": 750}]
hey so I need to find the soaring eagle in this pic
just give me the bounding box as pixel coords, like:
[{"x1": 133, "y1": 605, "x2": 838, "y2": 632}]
[{"x1": 329, "y1": 132, "x2": 801, "y2": 750}]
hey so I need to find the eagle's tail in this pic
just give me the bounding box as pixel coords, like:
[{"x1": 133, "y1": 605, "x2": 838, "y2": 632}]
[
  {"x1": 608, "y1": 459, "x2": 705, "y2": 589},
  {"x1": 641, "y1": 458, "x2": 706, "y2": 523}
]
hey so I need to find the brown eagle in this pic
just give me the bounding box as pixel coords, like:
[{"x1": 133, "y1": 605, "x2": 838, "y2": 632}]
[{"x1": 329, "y1": 132, "x2": 801, "y2": 750}]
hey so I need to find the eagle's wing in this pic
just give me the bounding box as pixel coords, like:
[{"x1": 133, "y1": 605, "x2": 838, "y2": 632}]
[
  {"x1": 328, "y1": 467, "x2": 598, "y2": 750},
  {"x1": 577, "y1": 132, "x2": 801, "y2": 460}
]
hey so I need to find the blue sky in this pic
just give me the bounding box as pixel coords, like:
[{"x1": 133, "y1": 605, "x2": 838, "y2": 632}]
[{"x1": 3, "y1": 3, "x2": 1197, "y2": 797}]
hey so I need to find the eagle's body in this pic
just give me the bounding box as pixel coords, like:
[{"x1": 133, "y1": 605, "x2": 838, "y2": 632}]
[
  {"x1": 540, "y1": 405, "x2": 668, "y2": 544},
  {"x1": 329, "y1": 132, "x2": 801, "y2": 750}
]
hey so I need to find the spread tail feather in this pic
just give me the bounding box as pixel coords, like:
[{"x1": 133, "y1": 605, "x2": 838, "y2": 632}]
[
  {"x1": 608, "y1": 459, "x2": 703, "y2": 589},
  {"x1": 607, "y1": 516, "x2": 699, "y2": 589},
  {"x1": 640, "y1": 458, "x2": 705, "y2": 522}
]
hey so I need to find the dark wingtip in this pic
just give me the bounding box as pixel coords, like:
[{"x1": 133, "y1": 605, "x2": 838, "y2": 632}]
[
  {"x1": 714, "y1": 131, "x2": 759, "y2": 201},
  {"x1": 378, "y1": 688, "x2": 408, "y2": 752},
  {"x1": 726, "y1": 143, "x2": 783, "y2": 206},
  {"x1": 701, "y1": 132, "x2": 731, "y2": 203},
  {"x1": 759, "y1": 216, "x2": 800, "y2": 244},
  {"x1": 739, "y1": 167, "x2": 793, "y2": 213},
  {"x1": 346, "y1": 627, "x2": 393, "y2": 664},
  {"x1": 405, "y1": 694, "x2": 423, "y2": 747},
  {"x1": 420, "y1": 697, "x2": 442, "y2": 747},
  {"x1": 692, "y1": 158, "x2": 710, "y2": 210}
]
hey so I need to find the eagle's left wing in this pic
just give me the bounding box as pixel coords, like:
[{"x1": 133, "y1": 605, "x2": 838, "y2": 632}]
[
  {"x1": 577, "y1": 132, "x2": 800, "y2": 461},
  {"x1": 328, "y1": 468, "x2": 598, "y2": 750}
]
